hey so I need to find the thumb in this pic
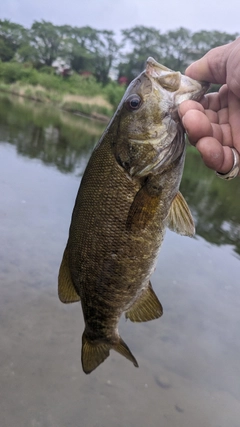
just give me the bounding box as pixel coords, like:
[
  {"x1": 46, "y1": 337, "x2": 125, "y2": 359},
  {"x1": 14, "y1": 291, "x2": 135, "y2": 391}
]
[
  {"x1": 226, "y1": 40, "x2": 240, "y2": 98},
  {"x1": 184, "y1": 43, "x2": 231, "y2": 84}
]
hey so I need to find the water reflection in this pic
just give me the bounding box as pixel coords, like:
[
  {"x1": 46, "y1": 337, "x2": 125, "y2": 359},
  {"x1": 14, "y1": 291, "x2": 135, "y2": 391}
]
[
  {"x1": 181, "y1": 147, "x2": 240, "y2": 256},
  {"x1": 0, "y1": 93, "x2": 105, "y2": 173}
]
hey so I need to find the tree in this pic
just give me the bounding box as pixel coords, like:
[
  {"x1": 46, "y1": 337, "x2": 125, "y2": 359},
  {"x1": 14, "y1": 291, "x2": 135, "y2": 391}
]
[
  {"x1": 0, "y1": 19, "x2": 27, "y2": 62},
  {"x1": 61, "y1": 26, "x2": 119, "y2": 84},
  {"x1": 94, "y1": 30, "x2": 119, "y2": 84},
  {"x1": 61, "y1": 26, "x2": 100, "y2": 75},
  {"x1": 119, "y1": 26, "x2": 164, "y2": 81},
  {"x1": 191, "y1": 30, "x2": 239, "y2": 61},
  {"x1": 30, "y1": 20, "x2": 65, "y2": 66},
  {"x1": 117, "y1": 27, "x2": 239, "y2": 81},
  {"x1": 160, "y1": 27, "x2": 192, "y2": 71}
]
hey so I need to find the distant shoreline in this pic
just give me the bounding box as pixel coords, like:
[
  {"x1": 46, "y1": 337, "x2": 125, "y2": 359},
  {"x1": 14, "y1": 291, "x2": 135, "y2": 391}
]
[
  {"x1": 0, "y1": 61, "x2": 125, "y2": 124},
  {"x1": 0, "y1": 85, "x2": 111, "y2": 123}
]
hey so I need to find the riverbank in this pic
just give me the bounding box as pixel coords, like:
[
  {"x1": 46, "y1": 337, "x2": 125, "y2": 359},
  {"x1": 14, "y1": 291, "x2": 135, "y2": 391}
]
[
  {"x1": 0, "y1": 82, "x2": 113, "y2": 122},
  {"x1": 0, "y1": 62, "x2": 125, "y2": 122}
]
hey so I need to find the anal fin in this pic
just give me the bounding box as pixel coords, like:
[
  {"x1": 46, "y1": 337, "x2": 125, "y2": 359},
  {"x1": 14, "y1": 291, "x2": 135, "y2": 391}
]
[
  {"x1": 167, "y1": 191, "x2": 195, "y2": 237},
  {"x1": 125, "y1": 281, "x2": 163, "y2": 322},
  {"x1": 58, "y1": 247, "x2": 81, "y2": 303}
]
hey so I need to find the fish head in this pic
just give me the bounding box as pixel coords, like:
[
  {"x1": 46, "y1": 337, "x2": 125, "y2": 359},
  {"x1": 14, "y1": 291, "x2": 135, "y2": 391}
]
[
  {"x1": 145, "y1": 57, "x2": 209, "y2": 106},
  {"x1": 112, "y1": 57, "x2": 209, "y2": 177}
]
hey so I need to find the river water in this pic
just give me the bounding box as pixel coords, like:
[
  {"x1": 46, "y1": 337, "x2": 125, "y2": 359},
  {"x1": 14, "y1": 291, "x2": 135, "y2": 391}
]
[{"x1": 1, "y1": 93, "x2": 240, "y2": 427}]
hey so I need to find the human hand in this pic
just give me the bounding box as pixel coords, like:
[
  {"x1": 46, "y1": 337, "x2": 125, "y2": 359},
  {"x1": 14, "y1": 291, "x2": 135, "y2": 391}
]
[{"x1": 178, "y1": 38, "x2": 240, "y2": 177}]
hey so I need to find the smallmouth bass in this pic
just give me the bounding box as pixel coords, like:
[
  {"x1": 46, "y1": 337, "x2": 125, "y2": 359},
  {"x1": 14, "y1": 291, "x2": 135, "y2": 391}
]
[{"x1": 58, "y1": 58, "x2": 209, "y2": 374}]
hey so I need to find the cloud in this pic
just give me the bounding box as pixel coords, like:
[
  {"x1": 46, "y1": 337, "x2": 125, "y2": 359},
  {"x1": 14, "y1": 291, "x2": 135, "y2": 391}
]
[{"x1": 1, "y1": 0, "x2": 240, "y2": 35}]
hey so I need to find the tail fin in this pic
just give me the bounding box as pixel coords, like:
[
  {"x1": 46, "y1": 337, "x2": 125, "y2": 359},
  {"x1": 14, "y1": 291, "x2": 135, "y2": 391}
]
[{"x1": 81, "y1": 332, "x2": 138, "y2": 374}]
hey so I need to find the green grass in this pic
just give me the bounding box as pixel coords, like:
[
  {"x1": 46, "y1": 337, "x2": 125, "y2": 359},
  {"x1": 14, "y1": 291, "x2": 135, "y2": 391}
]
[
  {"x1": 61, "y1": 101, "x2": 112, "y2": 117},
  {"x1": 0, "y1": 61, "x2": 126, "y2": 118}
]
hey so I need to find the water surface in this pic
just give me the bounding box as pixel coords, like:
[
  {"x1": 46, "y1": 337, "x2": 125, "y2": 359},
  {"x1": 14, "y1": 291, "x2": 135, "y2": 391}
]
[{"x1": 1, "y1": 94, "x2": 240, "y2": 427}]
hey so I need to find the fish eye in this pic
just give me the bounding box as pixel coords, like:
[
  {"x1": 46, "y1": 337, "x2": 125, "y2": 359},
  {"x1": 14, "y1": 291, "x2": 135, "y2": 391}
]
[{"x1": 125, "y1": 94, "x2": 142, "y2": 111}]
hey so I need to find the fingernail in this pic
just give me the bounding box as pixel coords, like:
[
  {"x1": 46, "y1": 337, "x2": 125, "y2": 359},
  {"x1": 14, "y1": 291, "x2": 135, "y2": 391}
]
[{"x1": 182, "y1": 115, "x2": 189, "y2": 135}]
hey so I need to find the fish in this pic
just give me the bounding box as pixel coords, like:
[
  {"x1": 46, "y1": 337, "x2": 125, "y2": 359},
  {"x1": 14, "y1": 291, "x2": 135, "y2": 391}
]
[{"x1": 58, "y1": 57, "x2": 209, "y2": 374}]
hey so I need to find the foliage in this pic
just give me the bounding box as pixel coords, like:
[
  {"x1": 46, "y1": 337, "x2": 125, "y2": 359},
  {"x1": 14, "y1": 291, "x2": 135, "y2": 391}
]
[
  {"x1": 67, "y1": 73, "x2": 103, "y2": 96},
  {"x1": 191, "y1": 30, "x2": 239, "y2": 60},
  {"x1": 0, "y1": 61, "x2": 116, "y2": 117},
  {"x1": 0, "y1": 61, "x2": 99, "y2": 93},
  {"x1": 160, "y1": 27, "x2": 193, "y2": 71},
  {"x1": 60, "y1": 26, "x2": 119, "y2": 84},
  {"x1": 93, "y1": 30, "x2": 119, "y2": 84},
  {"x1": 0, "y1": 19, "x2": 27, "y2": 62},
  {"x1": 61, "y1": 100, "x2": 112, "y2": 117},
  {"x1": 0, "y1": 19, "x2": 239, "y2": 86},
  {"x1": 29, "y1": 20, "x2": 66, "y2": 66},
  {"x1": 103, "y1": 81, "x2": 125, "y2": 109},
  {"x1": 119, "y1": 26, "x2": 165, "y2": 81},
  {"x1": 118, "y1": 26, "x2": 238, "y2": 80}
]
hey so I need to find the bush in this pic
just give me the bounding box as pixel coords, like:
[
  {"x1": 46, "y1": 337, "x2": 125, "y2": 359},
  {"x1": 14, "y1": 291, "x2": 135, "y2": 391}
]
[
  {"x1": 37, "y1": 73, "x2": 62, "y2": 91},
  {"x1": 0, "y1": 62, "x2": 22, "y2": 83},
  {"x1": 24, "y1": 88, "x2": 33, "y2": 98},
  {"x1": 20, "y1": 67, "x2": 39, "y2": 86},
  {"x1": 67, "y1": 74, "x2": 103, "y2": 96},
  {"x1": 61, "y1": 100, "x2": 112, "y2": 117},
  {"x1": 0, "y1": 61, "x2": 126, "y2": 111},
  {"x1": 38, "y1": 65, "x2": 54, "y2": 75},
  {"x1": 103, "y1": 82, "x2": 125, "y2": 109}
]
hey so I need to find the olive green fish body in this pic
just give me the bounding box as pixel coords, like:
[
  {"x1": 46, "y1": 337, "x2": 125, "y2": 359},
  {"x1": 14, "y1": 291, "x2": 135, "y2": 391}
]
[
  {"x1": 59, "y1": 58, "x2": 209, "y2": 374},
  {"x1": 69, "y1": 136, "x2": 182, "y2": 316}
]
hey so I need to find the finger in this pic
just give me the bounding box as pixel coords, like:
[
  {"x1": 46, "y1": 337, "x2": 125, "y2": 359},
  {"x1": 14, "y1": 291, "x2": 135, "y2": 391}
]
[
  {"x1": 203, "y1": 91, "x2": 222, "y2": 111},
  {"x1": 211, "y1": 122, "x2": 232, "y2": 146},
  {"x1": 185, "y1": 44, "x2": 229, "y2": 84},
  {"x1": 204, "y1": 109, "x2": 219, "y2": 124},
  {"x1": 227, "y1": 41, "x2": 240, "y2": 98},
  {"x1": 228, "y1": 91, "x2": 240, "y2": 153},
  {"x1": 181, "y1": 110, "x2": 212, "y2": 144},
  {"x1": 204, "y1": 85, "x2": 229, "y2": 114},
  {"x1": 196, "y1": 137, "x2": 235, "y2": 173},
  {"x1": 218, "y1": 84, "x2": 229, "y2": 109},
  {"x1": 178, "y1": 100, "x2": 204, "y2": 119}
]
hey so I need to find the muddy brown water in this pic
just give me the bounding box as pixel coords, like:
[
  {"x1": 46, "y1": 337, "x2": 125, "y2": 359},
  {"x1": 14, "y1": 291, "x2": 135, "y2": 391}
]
[{"x1": 1, "y1": 94, "x2": 240, "y2": 427}]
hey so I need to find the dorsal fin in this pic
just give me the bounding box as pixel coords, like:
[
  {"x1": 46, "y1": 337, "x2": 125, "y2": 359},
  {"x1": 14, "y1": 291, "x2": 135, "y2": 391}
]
[
  {"x1": 58, "y1": 247, "x2": 81, "y2": 303},
  {"x1": 125, "y1": 281, "x2": 163, "y2": 322},
  {"x1": 167, "y1": 191, "x2": 195, "y2": 237}
]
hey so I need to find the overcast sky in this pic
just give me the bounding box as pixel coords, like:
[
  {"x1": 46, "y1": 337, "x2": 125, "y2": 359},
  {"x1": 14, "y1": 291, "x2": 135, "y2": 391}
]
[{"x1": 1, "y1": 0, "x2": 239, "y2": 36}]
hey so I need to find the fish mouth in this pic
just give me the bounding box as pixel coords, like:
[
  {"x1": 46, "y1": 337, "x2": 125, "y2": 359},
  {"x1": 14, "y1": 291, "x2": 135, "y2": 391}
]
[
  {"x1": 145, "y1": 57, "x2": 209, "y2": 104},
  {"x1": 174, "y1": 78, "x2": 210, "y2": 106},
  {"x1": 189, "y1": 81, "x2": 210, "y2": 102},
  {"x1": 169, "y1": 81, "x2": 209, "y2": 119}
]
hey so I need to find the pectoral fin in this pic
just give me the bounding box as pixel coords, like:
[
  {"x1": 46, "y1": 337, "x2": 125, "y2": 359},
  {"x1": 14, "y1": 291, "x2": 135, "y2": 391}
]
[
  {"x1": 126, "y1": 186, "x2": 160, "y2": 231},
  {"x1": 58, "y1": 247, "x2": 80, "y2": 303},
  {"x1": 167, "y1": 191, "x2": 195, "y2": 237},
  {"x1": 125, "y1": 281, "x2": 163, "y2": 322}
]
